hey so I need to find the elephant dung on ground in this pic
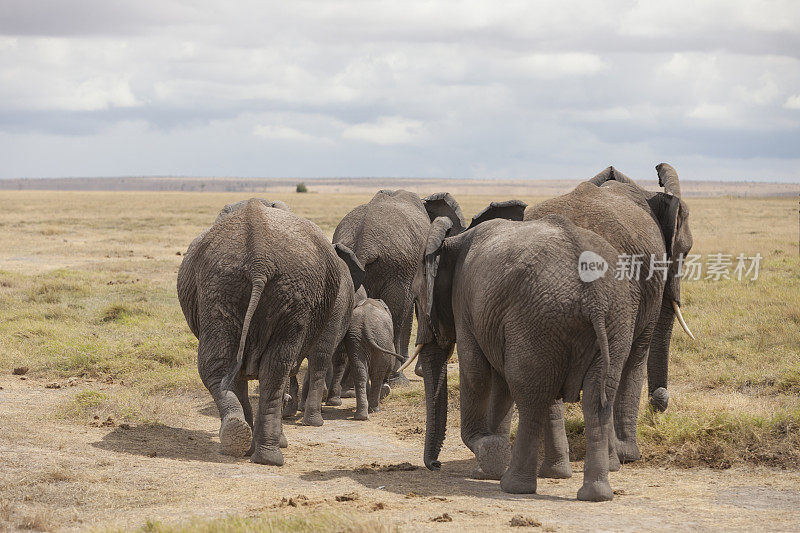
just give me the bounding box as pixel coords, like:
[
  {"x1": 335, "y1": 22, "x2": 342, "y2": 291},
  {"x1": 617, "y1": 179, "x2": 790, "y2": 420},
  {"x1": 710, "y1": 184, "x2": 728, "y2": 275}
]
[{"x1": 177, "y1": 198, "x2": 363, "y2": 466}]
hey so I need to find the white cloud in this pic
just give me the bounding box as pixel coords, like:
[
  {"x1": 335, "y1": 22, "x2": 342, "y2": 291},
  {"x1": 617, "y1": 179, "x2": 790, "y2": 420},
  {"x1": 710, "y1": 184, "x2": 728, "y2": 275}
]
[
  {"x1": 253, "y1": 124, "x2": 325, "y2": 143},
  {"x1": 0, "y1": 1, "x2": 799, "y2": 180},
  {"x1": 512, "y1": 53, "x2": 607, "y2": 78},
  {"x1": 785, "y1": 94, "x2": 800, "y2": 110},
  {"x1": 687, "y1": 103, "x2": 730, "y2": 121},
  {"x1": 342, "y1": 116, "x2": 427, "y2": 146}
]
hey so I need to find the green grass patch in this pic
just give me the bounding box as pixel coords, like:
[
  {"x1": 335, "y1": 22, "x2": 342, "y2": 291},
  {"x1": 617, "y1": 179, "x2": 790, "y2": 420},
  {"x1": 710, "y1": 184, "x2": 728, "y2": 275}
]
[{"x1": 100, "y1": 302, "x2": 151, "y2": 323}]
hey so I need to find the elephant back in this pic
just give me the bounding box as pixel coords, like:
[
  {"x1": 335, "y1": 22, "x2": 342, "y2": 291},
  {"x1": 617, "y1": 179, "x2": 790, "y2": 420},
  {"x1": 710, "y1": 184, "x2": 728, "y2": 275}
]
[{"x1": 334, "y1": 190, "x2": 431, "y2": 273}]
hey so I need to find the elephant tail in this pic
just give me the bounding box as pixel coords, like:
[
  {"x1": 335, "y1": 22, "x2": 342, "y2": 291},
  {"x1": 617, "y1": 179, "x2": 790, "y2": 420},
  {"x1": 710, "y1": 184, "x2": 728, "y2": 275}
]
[
  {"x1": 591, "y1": 315, "x2": 610, "y2": 409},
  {"x1": 367, "y1": 336, "x2": 405, "y2": 363},
  {"x1": 221, "y1": 277, "x2": 266, "y2": 392}
]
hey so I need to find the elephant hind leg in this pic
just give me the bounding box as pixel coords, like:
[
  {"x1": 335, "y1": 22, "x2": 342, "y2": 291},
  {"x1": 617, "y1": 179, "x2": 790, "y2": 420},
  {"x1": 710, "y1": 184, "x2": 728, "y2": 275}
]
[
  {"x1": 458, "y1": 333, "x2": 511, "y2": 480},
  {"x1": 500, "y1": 402, "x2": 545, "y2": 494},
  {"x1": 614, "y1": 325, "x2": 653, "y2": 463},
  {"x1": 232, "y1": 377, "x2": 253, "y2": 428},
  {"x1": 502, "y1": 342, "x2": 564, "y2": 494},
  {"x1": 577, "y1": 357, "x2": 616, "y2": 501},
  {"x1": 252, "y1": 336, "x2": 304, "y2": 466},
  {"x1": 198, "y1": 336, "x2": 252, "y2": 458},
  {"x1": 326, "y1": 345, "x2": 347, "y2": 406},
  {"x1": 538, "y1": 399, "x2": 573, "y2": 479},
  {"x1": 282, "y1": 373, "x2": 299, "y2": 419}
]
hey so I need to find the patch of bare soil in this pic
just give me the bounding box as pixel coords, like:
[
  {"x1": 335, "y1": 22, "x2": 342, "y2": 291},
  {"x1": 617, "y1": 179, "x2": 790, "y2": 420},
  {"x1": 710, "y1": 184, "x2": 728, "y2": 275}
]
[{"x1": 1, "y1": 375, "x2": 799, "y2": 532}]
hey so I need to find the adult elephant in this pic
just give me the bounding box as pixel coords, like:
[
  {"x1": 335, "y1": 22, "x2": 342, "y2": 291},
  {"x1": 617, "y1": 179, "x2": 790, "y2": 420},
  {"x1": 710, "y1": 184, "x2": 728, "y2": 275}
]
[
  {"x1": 177, "y1": 198, "x2": 363, "y2": 466},
  {"x1": 332, "y1": 189, "x2": 465, "y2": 386},
  {"x1": 415, "y1": 204, "x2": 635, "y2": 500},
  {"x1": 524, "y1": 163, "x2": 694, "y2": 463}
]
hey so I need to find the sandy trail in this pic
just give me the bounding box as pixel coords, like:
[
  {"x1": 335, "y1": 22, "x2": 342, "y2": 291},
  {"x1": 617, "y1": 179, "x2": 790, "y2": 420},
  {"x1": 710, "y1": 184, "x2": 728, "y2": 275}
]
[{"x1": 1, "y1": 375, "x2": 799, "y2": 532}]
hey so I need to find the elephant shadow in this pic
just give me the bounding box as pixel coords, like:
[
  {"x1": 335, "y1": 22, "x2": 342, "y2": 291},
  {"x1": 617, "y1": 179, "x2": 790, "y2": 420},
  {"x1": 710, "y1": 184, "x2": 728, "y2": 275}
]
[
  {"x1": 299, "y1": 458, "x2": 572, "y2": 502},
  {"x1": 197, "y1": 396, "x2": 371, "y2": 424},
  {"x1": 91, "y1": 423, "x2": 240, "y2": 464}
]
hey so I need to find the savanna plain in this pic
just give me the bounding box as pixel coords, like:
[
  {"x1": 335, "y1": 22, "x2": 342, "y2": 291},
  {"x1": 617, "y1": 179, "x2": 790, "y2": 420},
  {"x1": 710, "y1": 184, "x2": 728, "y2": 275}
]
[{"x1": 1, "y1": 187, "x2": 799, "y2": 532}]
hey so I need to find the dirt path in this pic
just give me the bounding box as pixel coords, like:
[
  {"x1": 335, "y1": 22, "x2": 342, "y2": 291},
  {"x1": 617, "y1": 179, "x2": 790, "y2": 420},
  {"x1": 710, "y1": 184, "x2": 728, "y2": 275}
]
[{"x1": 2, "y1": 375, "x2": 799, "y2": 532}]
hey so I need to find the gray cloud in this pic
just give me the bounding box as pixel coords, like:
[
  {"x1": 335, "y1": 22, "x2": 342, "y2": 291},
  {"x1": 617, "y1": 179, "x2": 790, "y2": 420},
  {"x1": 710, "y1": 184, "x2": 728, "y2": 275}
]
[{"x1": 0, "y1": 0, "x2": 799, "y2": 180}]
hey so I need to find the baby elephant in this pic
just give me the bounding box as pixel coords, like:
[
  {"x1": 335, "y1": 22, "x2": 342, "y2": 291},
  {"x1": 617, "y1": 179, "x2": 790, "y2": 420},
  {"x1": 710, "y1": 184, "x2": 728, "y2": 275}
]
[
  {"x1": 285, "y1": 288, "x2": 401, "y2": 420},
  {"x1": 330, "y1": 291, "x2": 400, "y2": 419}
]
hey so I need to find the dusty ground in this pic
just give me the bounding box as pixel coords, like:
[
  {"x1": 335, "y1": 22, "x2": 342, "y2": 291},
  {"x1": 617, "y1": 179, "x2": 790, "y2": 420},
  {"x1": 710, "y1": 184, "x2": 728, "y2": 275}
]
[
  {"x1": 1, "y1": 190, "x2": 798, "y2": 531},
  {"x1": 2, "y1": 372, "x2": 799, "y2": 532}
]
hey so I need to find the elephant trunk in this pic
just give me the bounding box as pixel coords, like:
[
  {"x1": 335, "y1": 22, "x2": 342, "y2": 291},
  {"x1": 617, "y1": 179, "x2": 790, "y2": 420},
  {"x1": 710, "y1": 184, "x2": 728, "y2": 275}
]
[
  {"x1": 647, "y1": 298, "x2": 675, "y2": 412},
  {"x1": 422, "y1": 342, "x2": 451, "y2": 470}
]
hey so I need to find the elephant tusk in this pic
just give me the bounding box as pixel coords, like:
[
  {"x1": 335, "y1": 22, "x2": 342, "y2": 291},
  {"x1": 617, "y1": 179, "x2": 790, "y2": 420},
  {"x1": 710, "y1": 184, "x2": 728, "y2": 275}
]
[
  {"x1": 672, "y1": 301, "x2": 695, "y2": 340},
  {"x1": 398, "y1": 344, "x2": 423, "y2": 372}
]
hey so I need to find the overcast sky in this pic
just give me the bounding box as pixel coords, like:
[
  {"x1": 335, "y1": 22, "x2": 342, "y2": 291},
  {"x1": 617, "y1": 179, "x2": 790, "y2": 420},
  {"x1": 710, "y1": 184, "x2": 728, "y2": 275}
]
[{"x1": 1, "y1": 1, "x2": 799, "y2": 181}]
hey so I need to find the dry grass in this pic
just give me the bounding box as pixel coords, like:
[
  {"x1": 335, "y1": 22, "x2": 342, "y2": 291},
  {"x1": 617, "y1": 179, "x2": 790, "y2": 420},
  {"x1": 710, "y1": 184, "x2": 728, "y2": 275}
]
[
  {"x1": 0, "y1": 190, "x2": 798, "y2": 471},
  {"x1": 124, "y1": 511, "x2": 395, "y2": 533}
]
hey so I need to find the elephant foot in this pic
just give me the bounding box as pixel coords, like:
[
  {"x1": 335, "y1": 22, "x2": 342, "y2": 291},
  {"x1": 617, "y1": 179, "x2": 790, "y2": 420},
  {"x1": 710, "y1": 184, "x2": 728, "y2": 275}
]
[
  {"x1": 387, "y1": 372, "x2": 410, "y2": 388},
  {"x1": 414, "y1": 359, "x2": 423, "y2": 378},
  {"x1": 354, "y1": 410, "x2": 369, "y2": 421},
  {"x1": 380, "y1": 383, "x2": 390, "y2": 399},
  {"x1": 615, "y1": 439, "x2": 641, "y2": 463},
  {"x1": 282, "y1": 398, "x2": 298, "y2": 419},
  {"x1": 577, "y1": 480, "x2": 613, "y2": 502},
  {"x1": 368, "y1": 404, "x2": 381, "y2": 413},
  {"x1": 341, "y1": 388, "x2": 356, "y2": 399},
  {"x1": 301, "y1": 411, "x2": 324, "y2": 427},
  {"x1": 251, "y1": 445, "x2": 284, "y2": 466},
  {"x1": 474, "y1": 434, "x2": 512, "y2": 480},
  {"x1": 500, "y1": 471, "x2": 537, "y2": 494},
  {"x1": 608, "y1": 450, "x2": 621, "y2": 472},
  {"x1": 326, "y1": 396, "x2": 342, "y2": 406},
  {"x1": 649, "y1": 387, "x2": 669, "y2": 412},
  {"x1": 471, "y1": 465, "x2": 502, "y2": 481},
  {"x1": 538, "y1": 460, "x2": 573, "y2": 479},
  {"x1": 219, "y1": 416, "x2": 252, "y2": 457},
  {"x1": 279, "y1": 433, "x2": 288, "y2": 449}
]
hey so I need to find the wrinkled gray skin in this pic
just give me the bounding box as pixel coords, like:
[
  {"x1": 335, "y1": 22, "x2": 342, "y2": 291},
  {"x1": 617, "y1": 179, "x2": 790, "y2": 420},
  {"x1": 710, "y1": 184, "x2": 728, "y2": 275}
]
[
  {"x1": 416, "y1": 205, "x2": 635, "y2": 501},
  {"x1": 330, "y1": 292, "x2": 400, "y2": 418},
  {"x1": 284, "y1": 287, "x2": 401, "y2": 421},
  {"x1": 333, "y1": 190, "x2": 466, "y2": 383},
  {"x1": 177, "y1": 198, "x2": 363, "y2": 466},
  {"x1": 524, "y1": 163, "x2": 693, "y2": 464}
]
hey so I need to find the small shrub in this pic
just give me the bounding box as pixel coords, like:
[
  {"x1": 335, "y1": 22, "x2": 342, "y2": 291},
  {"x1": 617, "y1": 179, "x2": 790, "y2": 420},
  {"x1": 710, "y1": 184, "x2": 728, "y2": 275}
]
[
  {"x1": 100, "y1": 302, "x2": 150, "y2": 323},
  {"x1": 59, "y1": 390, "x2": 110, "y2": 421},
  {"x1": 296, "y1": 182, "x2": 308, "y2": 193},
  {"x1": 74, "y1": 390, "x2": 108, "y2": 410}
]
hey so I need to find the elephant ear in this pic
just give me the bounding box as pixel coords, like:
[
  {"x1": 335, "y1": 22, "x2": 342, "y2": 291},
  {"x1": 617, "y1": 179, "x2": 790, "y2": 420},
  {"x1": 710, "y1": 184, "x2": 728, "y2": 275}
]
[
  {"x1": 468, "y1": 199, "x2": 528, "y2": 229},
  {"x1": 334, "y1": 243, "x2": 366, "y2": 292},
  {"x1": 587, "y1": 166, "x2": 638, "y2": 187},
  {"x1": 423, "y1": 192, "x2": 466, "y2": 233},
  {"x1": 647, "y1": 193, "x2": 681, "y2": 258},
  {"x1": 423, "y1": 217, "x2": 453, "y2": 320}
]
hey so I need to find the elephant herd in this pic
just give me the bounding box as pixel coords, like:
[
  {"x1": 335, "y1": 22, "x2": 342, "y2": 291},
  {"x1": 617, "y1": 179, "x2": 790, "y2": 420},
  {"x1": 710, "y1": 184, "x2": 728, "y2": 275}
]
[{"x1": 177, "y1": 164, "x2": 694, "y2": 501}]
